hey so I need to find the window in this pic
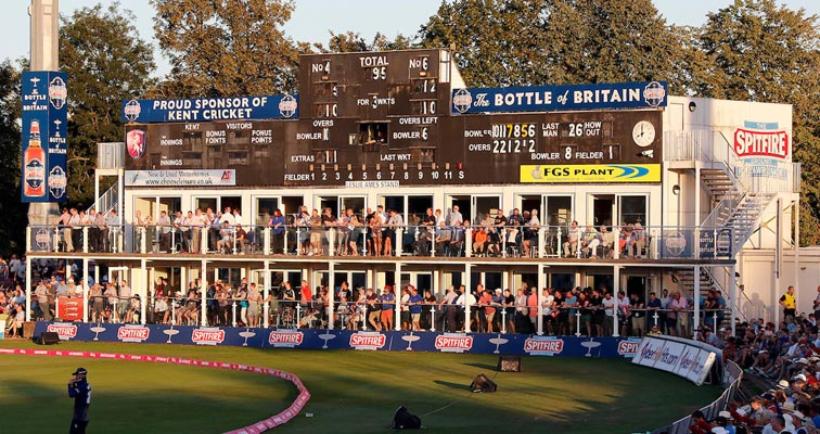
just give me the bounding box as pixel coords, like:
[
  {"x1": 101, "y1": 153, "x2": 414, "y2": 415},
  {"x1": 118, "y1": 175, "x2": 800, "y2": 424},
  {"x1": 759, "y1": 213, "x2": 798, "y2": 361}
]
[
  {"x1": 359, "y1": 123, "x2": 388, "y2": 145},
  {"x1": 256, "y1": 198, "x2": 279, "y2": 227},
  {"x1": 619, "y1": 195, "x2": 647, "y2": 226},
  {"x1": 408, "y1": 196, "x2": 433, "y2": 224},
  {"x1": 545, "y1": 196, "x2": 573, "y2": 226}
]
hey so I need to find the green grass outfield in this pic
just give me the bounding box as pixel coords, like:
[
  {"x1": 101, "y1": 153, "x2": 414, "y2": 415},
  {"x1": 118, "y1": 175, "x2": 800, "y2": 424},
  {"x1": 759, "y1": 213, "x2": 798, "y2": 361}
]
[{"x1": 0, "y1": 340, "x2": 718, "y2": 433}]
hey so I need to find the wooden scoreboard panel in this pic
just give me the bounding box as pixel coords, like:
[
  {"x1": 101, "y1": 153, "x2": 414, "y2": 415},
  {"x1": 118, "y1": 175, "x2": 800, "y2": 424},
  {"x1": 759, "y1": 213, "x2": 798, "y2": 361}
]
[
  {"x1": 297, "y1": 49, "x2": 447, "y2": 120},
  {"x1": 126, "y1": 50, "x2": 663, "y2": 187}
]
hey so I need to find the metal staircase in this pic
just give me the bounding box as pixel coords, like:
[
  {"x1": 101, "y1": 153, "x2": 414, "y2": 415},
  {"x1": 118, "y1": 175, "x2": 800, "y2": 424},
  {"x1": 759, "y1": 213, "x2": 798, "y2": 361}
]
[
  {"x1": 87, "y1": 183, "x2": 119, "y2": 215},
  {"x1": 664, "y1": 129, "x2": 779, "y2": 319}
]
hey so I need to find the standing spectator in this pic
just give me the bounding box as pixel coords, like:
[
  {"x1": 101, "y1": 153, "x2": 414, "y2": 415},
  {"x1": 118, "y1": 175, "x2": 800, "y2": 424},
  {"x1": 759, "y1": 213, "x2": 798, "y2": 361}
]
[
  {"x1": 526, "y1": 288, "x2": 538, "y2": 334},
  {"x1": 629, "y1": 293, "x2": 646, "y2": 337},
  {"x1": 35, "y1": 279, "x2": 51, "y2": 320},
  {"x1": 441, "y1": 286, "x2": 458, "y2": 332},
  {"x1": 669, "y1": 291, "x2": 690, "y2": 337},
  {"x1": 366, "y1": 288, "x2": 381, "y2": 331},
  {"x1": 780, "y1": 285, "x2": 797, "y2": 323},
  {"x1": 117, "y1": 281, "x2": 131, "y2": 323},
  {"x1": 270, "y1": 209, "x2": 286, "y2": 254},
  {"x1": 409, "y1": 286, "x2": 423, "y2": 330},
  {"x1": 602, "y1": 291, "x2": 616, "y2": 336},
  {"x1": 513, "y1": 287, "x2": 530, "y2": 333},
  {"x1": 380, "y1": 285, "x2": 395, "y2": 331}
]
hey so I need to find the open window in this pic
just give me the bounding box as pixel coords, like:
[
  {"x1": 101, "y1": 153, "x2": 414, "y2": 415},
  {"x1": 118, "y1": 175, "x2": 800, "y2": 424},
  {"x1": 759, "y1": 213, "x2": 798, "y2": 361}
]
[{"x1": 359, "y1": 122, "x2": 388, "y2": 146}]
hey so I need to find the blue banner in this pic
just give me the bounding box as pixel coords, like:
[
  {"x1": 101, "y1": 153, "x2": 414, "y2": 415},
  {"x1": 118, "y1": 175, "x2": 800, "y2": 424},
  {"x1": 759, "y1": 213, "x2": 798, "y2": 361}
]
[
  {"x1": 37, "y1": 321, "x2": 641, "y2": 358},
  {"x1": 451, "y1": 81, "x2": 667, "y2": 114},
  {"x1": 21, "y1": 71, "x2": 68, "y2": 202},
  {"x1": 121, "y1": 94, "x2": 299, "y2": 123}
]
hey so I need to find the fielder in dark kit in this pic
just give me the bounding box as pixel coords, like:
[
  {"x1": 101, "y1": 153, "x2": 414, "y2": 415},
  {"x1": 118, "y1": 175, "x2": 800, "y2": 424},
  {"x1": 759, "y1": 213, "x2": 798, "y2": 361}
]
[{"x1": 67, "y1": 367, "x2": 91, "y2": 433}]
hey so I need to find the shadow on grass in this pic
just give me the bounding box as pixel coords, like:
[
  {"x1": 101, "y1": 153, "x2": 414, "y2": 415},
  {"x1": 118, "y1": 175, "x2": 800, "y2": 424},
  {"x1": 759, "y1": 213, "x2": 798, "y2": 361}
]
[
  {"x1": 432, "y1": 379, "x2": 472, "y2": 391},
  {"x1": 462, "y1": 361, "x2": 497, "y2": 370},
  {"x1": 0, "y1": 379, "x2": 287, "y2": 434}
]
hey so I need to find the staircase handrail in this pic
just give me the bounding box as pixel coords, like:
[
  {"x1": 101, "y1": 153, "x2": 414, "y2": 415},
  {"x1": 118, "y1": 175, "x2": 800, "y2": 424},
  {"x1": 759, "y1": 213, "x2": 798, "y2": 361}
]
[
  {"x1": 86, "y1": 184, "x2": 119, "y2": 215},
  {"x1": 704, "y1": 266, "x2": 750, "y2": 322}
]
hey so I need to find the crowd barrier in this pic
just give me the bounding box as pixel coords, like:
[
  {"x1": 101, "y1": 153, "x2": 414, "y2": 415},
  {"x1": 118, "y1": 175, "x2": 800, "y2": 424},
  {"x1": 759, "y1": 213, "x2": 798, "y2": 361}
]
[
  {"x1": 36, "y1": 321, "x2": 643, "y2": 358},
  {"x1": 0, "y1": 347, "x2": 311, "y2": 434}
]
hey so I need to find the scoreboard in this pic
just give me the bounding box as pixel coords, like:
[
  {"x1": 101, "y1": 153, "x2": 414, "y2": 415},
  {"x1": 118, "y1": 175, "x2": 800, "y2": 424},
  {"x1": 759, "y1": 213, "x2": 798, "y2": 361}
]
[{"x1": 124, "y1": 49, "x2": 663, "y2": 187}]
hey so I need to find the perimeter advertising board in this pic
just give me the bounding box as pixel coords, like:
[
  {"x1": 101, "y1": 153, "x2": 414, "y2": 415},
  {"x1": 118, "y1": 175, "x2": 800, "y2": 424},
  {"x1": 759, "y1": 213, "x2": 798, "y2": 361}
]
[{"x1": 21, "y1": 71, "x2": 68, "y2": 202}]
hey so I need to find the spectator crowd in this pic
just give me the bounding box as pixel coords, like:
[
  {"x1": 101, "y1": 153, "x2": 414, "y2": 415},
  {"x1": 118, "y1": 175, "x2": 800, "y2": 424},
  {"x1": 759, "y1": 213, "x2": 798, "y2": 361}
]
[
  {"x1": 685, "y1": 285, "x2": 820, "y2": 434},
  {"x1": 44, "y1": 204, "x2": 653, "y2": 260}
]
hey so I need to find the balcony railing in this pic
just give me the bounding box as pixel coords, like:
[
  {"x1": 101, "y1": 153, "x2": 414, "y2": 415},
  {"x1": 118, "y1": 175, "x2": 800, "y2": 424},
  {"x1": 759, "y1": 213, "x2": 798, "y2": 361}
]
[{"x1": 27, "y1": 223, "x2": 734, "y2": 261}]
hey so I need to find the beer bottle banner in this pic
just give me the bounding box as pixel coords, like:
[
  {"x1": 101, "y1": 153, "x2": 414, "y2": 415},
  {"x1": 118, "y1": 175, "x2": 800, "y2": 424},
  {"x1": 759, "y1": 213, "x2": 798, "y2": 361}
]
[{"x1": 21, "y1": 71, "x2": 68, "y2": 203}]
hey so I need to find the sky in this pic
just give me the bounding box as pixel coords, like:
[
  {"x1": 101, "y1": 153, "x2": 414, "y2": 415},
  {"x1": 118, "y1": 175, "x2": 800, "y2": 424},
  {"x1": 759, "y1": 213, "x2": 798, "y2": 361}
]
[{"x1": 1, "y1": 0, "x2": 817, "y2": 77}]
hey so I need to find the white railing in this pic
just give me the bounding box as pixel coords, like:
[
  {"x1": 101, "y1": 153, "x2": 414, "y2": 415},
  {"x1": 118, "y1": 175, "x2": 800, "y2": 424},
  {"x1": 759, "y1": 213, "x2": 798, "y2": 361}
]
[{"x1": 97, "y1": 142, "x2": 125, "y2": 170}]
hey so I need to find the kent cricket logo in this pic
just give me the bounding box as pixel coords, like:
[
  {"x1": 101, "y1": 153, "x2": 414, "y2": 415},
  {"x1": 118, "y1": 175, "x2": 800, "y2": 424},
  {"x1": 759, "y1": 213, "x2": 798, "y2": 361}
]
[{"x1": 278, "y1": 94, "x2": 298, "y2": 118}]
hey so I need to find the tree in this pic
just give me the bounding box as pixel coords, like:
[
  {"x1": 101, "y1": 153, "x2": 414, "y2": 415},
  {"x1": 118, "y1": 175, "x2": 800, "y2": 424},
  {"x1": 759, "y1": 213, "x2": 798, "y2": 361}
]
[
  {"x1": 419, "y1": 0, "x2": 688, "y2": 91},
  {"x1": 315, "y1": 31, "x2": 415, "y2": 53},
  {"x1": 60, "y1": 3, "x2": 155, "y2": 206},
  {"x1": 0, "y1": 61, "x2": 26, "y2": 255},
  {"x1": 697, "y1": 0, "x2": 820, "y2": 245},
  {"x1": 150, "y1": 0, "x2": 300, "y2": 97},
  {"x1": 419, "y1": 0, "x2": 552, "y2": 87}
]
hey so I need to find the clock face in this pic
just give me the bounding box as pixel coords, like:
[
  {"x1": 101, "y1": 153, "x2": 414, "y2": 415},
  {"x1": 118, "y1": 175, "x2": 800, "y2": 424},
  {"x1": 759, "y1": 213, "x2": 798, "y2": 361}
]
[{"x1": 632, "y1": 121, "x2": 655, "y2": 147}]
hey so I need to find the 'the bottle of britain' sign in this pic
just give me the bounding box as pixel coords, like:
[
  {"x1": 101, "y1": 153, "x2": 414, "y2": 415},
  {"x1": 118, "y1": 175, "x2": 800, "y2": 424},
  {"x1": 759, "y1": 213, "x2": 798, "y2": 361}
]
[{"x1": 21, "y1": 71, "x2": 68, "y2": 203}]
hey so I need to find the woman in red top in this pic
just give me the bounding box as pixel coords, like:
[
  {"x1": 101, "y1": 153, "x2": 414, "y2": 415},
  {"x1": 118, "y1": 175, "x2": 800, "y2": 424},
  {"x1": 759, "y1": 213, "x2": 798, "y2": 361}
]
[
  {"x1": 299, "y1": 280, "x2": 312, "y2": 308},
  {"x1": 479, "y1": 289, "x2": 496, "y2": 333}
]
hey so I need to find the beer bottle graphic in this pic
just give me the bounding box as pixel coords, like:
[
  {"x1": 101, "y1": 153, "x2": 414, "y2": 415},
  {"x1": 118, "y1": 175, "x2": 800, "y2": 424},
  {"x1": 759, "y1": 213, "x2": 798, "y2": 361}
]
[{"x1": 24, "y1": 120, "x2": 46, "y2": 197}]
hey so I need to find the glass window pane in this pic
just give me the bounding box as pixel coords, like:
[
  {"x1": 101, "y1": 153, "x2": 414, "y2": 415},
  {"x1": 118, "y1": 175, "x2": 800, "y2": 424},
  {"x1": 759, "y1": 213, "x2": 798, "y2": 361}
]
[
  {"x1": 474, "y1": 196, "x2": 500, "y2": 225},
  {"x1": 546, "y1": 196, "x2": 572, "y2": 226},
  {"x1": 196, "y1": 197, "x2": 217, "y2": 213},
  {"x1": 256, "y1": 198, "x2": 279, "y2": 227},
  {"x1": 341, "y1": 197, "x2": 365, "y2": 218},
  {"x1": 620, "y1": 196, "x2": 647, "y2": 225}
]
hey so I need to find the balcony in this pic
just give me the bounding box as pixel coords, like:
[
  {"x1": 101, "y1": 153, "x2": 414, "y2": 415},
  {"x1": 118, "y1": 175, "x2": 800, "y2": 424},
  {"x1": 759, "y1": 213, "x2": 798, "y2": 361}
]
[{"x1": 27, "y1": 223, "x2": 735, "y2": 263}]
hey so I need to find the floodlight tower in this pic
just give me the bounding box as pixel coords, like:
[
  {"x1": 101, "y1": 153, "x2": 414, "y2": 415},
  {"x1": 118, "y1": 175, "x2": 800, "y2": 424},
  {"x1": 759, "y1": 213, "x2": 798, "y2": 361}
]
[{"x1": 27, "y1": 0, "x2": 60, "y2": 225}]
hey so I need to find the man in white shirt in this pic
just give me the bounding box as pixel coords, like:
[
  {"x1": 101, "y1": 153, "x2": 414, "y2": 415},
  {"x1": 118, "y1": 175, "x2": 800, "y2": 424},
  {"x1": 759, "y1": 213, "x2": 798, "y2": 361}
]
[
  {"x1": 105, "y1": 210, "x2": 120, "y2": 252},
  {"x1": 563, "y1": 220, "x2": 580, "y2": 258},
  {"x1": 190, "y1": 209, "x2": 204, "y2": 253},
  {"x1": 221, "y1": 206, "x2": 236, "y2": 226},
  {"x1": 441, "y1": 286, "x2": 459, "y2": 332},
  {"x1": 602, "y1": 292, "x2": 616, "y2": 335},
  {"x1": 449, "y1": 205, "x2": 463, "y2": 228},
  {"x1": 67, "y1": 208, "x2": 81, "y2": 252},
  {"x1": 156, "y1": 211, "x2": 171, "y2": 252},
  {"x1": 541, "y1": 288, "x2": 555, "y2": 333},
  {"x1": 669, "y1": 292, "x2": 689, "y2": 337},
  {"x1": 117, "y1": 280, "x2": 132, "y2": 323}
]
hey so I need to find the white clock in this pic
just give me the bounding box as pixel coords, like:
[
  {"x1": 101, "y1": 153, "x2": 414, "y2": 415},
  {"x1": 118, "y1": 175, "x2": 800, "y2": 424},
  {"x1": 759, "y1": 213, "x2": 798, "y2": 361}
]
[{"x1": 632, "y1": 121, "x2": 655, "y2": 147}]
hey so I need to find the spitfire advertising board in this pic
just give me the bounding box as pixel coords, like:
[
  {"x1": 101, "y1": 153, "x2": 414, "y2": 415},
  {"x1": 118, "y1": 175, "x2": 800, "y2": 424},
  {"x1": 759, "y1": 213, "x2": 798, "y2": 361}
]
[
  {"x1": 451, "y1": 81, "x2": 668, "y2": 114},
  {"x1": 21, "y1": 71, "x2": 68, "y2": 202},
  {"x1": 33, "y1": 321, "x2": 640, "y2": 359}
]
